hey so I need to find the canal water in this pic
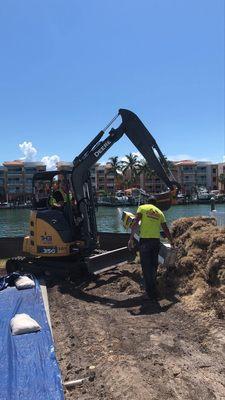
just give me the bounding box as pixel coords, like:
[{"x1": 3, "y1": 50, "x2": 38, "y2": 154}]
[{"x1": 0, "y1": 204, "x2": 224, "y2": 237}]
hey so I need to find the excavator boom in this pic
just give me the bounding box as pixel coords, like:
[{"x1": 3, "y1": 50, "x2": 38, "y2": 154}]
[
  {"x1": 71, "y1": 109, "x2": 180, "y2": 253},
  {"x1": 110, "y1": 109, "x2": 178, "y2": 190}
]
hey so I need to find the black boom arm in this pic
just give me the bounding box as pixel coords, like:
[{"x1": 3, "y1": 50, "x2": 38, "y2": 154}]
[
  {"x1": 111, "y1": 109, "x2": 178, "y2": 190},
  {"x1": 71, "y1": 109, "x2": 180, "y2": 252}
]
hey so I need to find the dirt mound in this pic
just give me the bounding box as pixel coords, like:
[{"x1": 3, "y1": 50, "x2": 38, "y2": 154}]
[
  {"x1": 162, "y1": 217, "x2": 225, "y2": 318},
  {"x1": 85, "y1": 264, "x2": 143, "y2": 297}
]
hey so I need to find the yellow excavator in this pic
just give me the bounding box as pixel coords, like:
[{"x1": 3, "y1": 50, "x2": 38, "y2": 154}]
[{"x1": 7, "y1": 109, "x2": 180, "y2": 277}]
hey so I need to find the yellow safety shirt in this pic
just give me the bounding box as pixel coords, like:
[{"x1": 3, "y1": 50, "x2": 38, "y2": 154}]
[
  {"x1": 49, "y1": 189, "x2": 71, "y2": 206},
  {"x1": 137, "y1": 204, "x2": 166, "y2": 239}
]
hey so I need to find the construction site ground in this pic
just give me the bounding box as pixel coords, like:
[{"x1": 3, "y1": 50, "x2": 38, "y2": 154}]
[
  {"x1": 48, "y1": 261, "x2": 225, "y2": 400},
  {"x1": 1, "y1": 217, "x2": 224, "y2": 399}
]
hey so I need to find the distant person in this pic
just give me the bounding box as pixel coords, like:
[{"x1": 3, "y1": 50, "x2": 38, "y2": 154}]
[
  {"x1": 128, "y1": 195, "x2": 174, "y2": 300},
  {"x1": 49, "y1": 181, "x2": 68, "y2": 209}
]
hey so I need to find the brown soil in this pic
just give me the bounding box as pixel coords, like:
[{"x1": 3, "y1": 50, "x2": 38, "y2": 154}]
[
  {"x1": 165, "y1": 216, "x2": 225, "y2": 319},
  {"x1": 48, "y1": 217, "x2": 225, "y2": 400}
]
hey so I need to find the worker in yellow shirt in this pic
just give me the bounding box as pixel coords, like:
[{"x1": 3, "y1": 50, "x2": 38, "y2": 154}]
[{"x1": 128, "y1": 196, "x2": 174, "y2": 300}]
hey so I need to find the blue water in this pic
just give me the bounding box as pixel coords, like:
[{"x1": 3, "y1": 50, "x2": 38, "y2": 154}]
[
  {"x1": 96, "y1": 203, "x2": 225, "y2": 233},
  {"x1": 0, "y1": 204, "x2": 224, "y2": 237}
]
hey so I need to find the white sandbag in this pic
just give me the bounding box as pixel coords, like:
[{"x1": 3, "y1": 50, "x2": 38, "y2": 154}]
[
  {"x1": 15, "y1": 276, "x2": 35, "y2": 290},
  {"x1": 11, "y1": 313, "x2": 41, "y2": 335}
]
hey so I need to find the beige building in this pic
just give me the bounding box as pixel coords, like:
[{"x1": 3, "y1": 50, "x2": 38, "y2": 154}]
[
  {"x1": 218, "y1": 162, "x2": 225, "y2": 192},
  {"x1": 56, "y1": 159, "x2": 220, "y2": 196},
  {"x1": 1, "y1": 158, "x2": 218, "y2": 203},
  {"x1": 1, "y1": 161, "x2": 46, "y2": 203},
  {"x1": 56, "y1": 159, "x2": 165, "y2": 195},
  {"x1": 56, "y1": 161, "x2": 99, "y2": 192},
  {"x1": 173, "y1": 160, "x2": 218, "y2": 195},
  {"x1": 0, "y1": 165, "x2": 6, "y2": 202}
]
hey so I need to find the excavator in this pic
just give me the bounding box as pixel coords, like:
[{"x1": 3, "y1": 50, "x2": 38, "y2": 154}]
[{"x1": 7, "y1": 109, "x2": 180, "y2": 276}]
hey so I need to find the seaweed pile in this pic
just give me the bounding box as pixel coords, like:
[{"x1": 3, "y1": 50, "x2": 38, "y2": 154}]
[{"x1": 161, "y1": 216, "x2": 225, "y2": 318}]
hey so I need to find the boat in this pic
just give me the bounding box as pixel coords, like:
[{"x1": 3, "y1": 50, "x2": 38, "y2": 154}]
[
  {"x1": 97, "y1": 189, "x2": 176, "y2": 211},
  {"x1": 0, "y1": 202, "x2": 10, "y2": 209}
]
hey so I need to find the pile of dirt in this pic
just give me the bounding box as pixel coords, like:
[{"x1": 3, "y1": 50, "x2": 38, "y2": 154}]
[
  {"x1": 89, "y1": 264, "x2": 143, "y2": 297},
  {"x1": 161, "y1": 216, "x2": 225, "y2": 318}
]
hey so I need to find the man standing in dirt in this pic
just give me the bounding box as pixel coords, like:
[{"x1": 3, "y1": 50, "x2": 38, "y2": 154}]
[{"x1": 128, "y1": 196, "x2": 173, "y2": 300}]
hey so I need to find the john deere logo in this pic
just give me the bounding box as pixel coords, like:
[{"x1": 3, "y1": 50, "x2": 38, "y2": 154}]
[
  {"x1": 94, "y1": 140, "x2": 111, "y2": 157},
  {"x1": 41, "y1": 235, "x2": 52, "y2": 243}
]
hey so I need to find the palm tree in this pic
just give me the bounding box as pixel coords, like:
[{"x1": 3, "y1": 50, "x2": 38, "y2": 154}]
[
  {"x1": 122, "y1": 153, "x2": 140, "y2": 187},
  {"x1": 106, "y1": 156, "x2": 123, "y2": 193},
  {"x1": 219, "y1": 173, "x2": 225, "y2": 192},
  {"x1": 138, "y1": 159, "x2": 153, "y2": 178},
  {"x1": 137, "y1": 159, "x2": 154, "y2": 192},
  {"x1": 163, "y1": 155, "x2": 174, "y2": 174}
]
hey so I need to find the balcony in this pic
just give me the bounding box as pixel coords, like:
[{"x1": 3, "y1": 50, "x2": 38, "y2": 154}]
[
  {"x1": 8, "y1": 189, "x2": 23, "y2": 194},
  {"x1": 7, "y1": 173, "x2": 22, "y2": 178},
  {"x1": 7, "y1": 181, "x2": 23, "y2": 185},
  {"x1": 182, "y1": 168, "x2": 196, "y2": 174},
  {"x1": 24, "y1": 169, "x2": 37, "y2": 174}
]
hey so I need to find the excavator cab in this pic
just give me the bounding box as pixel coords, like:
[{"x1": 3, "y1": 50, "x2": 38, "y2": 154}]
[{"x1": 23, "y1": 170, "x2": 84, "y2": 258}]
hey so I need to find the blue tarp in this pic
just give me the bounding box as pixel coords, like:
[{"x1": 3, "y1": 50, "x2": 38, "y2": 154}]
[{"x1": 0, "y1": 276, "x2": 64, "y2": 400}]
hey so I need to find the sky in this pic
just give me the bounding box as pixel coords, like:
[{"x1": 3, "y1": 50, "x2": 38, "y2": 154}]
[{"x1": 0, "y1": 0, "x2": 224, "y2": 168}]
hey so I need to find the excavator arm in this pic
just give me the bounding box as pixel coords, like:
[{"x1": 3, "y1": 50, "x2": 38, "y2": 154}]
[
  {"x1": 71, "y1": 109, "x2": 180, "y2": 253},
  {"x1": 110, "y1": 109, "x2": 178, "y2": 190}
]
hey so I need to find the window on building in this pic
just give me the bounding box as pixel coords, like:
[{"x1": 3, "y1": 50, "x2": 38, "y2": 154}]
[
  {"x1": 197, "y1": 167, "x2": 206, "y2": 172},
  {"x1": 25, "y1": 168, "x2": 37, "y2": 174},
  {"x1": 183, "y1": 167, "x2": 194, "y2": 172},
  {"x1": 7, "y1": 168, "x2": 22, "y2": 173}
]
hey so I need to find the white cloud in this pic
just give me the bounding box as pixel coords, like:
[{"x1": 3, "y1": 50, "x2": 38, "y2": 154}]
[
  {"x1": 119, "y1": 152, "x2": 143, "y2": 162},
  {"x1": 223, "y1": 155, "x2": 225, "y2": 162},
  {"x1": 18, "y1": 141, "x2": 60, "y2": 170},
  {"x1": 19, "y1": 141, "x2": 37, "y2": 161},
  {"x1": 167, "y1": 154, "x2": 194, "y2": 161},
  {"x1": 41, "y1": 155, "x2": 60, "y2": 170}
]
